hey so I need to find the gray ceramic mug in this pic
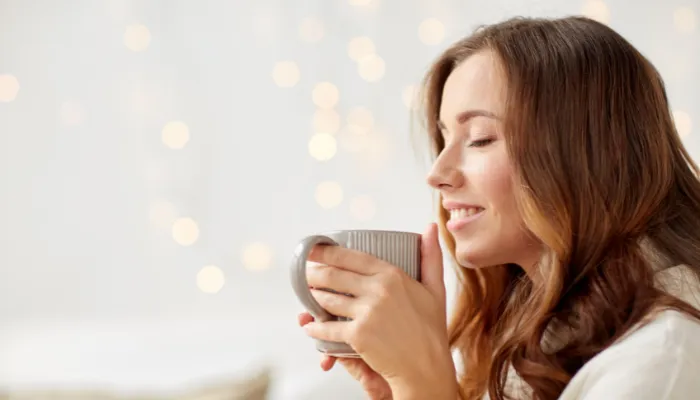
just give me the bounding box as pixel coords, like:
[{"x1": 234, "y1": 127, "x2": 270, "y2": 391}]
[{"x1": 290, "y1": 229, "x2": 422, "y2": 357}]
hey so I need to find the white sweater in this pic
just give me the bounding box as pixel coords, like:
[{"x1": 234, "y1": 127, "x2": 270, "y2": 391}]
[
  {"x1": 483, "y1": 264, "x2": 700, "y2": 399},
  {"x1": 558, "y1": 264, "x2": 700, "y2": 399}
]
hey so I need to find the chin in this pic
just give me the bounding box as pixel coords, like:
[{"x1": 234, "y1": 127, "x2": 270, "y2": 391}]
[{"x1": 454, "y1": 243, "x2": 499, "y2": 269}]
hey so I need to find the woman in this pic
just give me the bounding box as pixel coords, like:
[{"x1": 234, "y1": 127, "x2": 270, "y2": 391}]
[{"x1": 298, "y1": 15, "x2": 700, "y2": 399}]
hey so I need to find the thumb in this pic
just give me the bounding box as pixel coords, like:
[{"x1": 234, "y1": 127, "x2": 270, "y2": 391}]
[{"x1": 420, "y1": 222, "x2": 446, "y2": 302}]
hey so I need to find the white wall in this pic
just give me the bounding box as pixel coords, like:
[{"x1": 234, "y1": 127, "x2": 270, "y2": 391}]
[{"x1": 0, "y1": 0, "x2": 697, "y2": 398}]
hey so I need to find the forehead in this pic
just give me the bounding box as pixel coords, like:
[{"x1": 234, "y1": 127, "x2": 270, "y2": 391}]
[{"x1": 439, "y1": 50, "x2": 507, "y2": 123}]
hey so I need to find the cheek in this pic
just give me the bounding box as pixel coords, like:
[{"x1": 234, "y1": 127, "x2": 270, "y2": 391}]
[
  {"x1": 482, "y1": 161, "x2": 532, "y2": 245},
  {"x1": 465, "y1": 153, "x2": 513, "y2": 209}
]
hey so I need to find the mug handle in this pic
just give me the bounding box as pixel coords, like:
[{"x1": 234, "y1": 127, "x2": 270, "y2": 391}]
[{"x1": 290, "y1": 235, "x2": 339, "y2": 322}]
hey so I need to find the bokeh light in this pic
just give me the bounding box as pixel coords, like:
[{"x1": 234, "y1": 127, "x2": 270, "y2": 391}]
[
  {"x1": 348, "y1": 0, "x2": 372, "y2": 6},
  {"x1": 347, "y1": 107, "x2": 374, "y2": 135},
  {"x1": 149, "y1": 200, "x2": 178, "y2": 229},
  {"x1": 348, "y1": 37, "x2": 376, "y2": 62},
  {"x1": 674, "y1": 110, "x2": 692, "y2": 138},
  {"x1": 172, "y1": 217, "x2": 200, "y2": 246},
  {"x1": 418, "y1": 18, "x2": 445, "y2": 45},
  {"x1": 272, "y1": 61, "x2": 301, "y2": 88},
  {"x1": 0, "y1": 74, "x2": 20, "y2": 102},
  {"x1": 349, "y1": 195, "x2": 377, "y2": 221},
  {"x1": 197, "y1": 265, "x2": 225, "y2": 294},
  {"x1": 357, "y1": 54, "x2": 385, "y2": 82},
  {"x1": 402, "y1": 85, "x2": 419, "y2": 110},
  {"x1": 251, "y1": 9, "x2": 278, "y2": 45},
  {"x1": 308, "y1": 133, "x2": 338, "y2": 161},
  {"x1": 123, "y1": 24, "x2": 151, "y2": 52},
  {"x1": 581, "y1": 0, "x2": 610, "y2": 24},
  {"x1": 674, "y1": 7, "x2": 697, "y2": 33},
  {"x1": 161, "y1": 120, "x2": 190, "y2": 149},
  {"x1": 364, "y1": 131, "x2": 392, "y2": 162},
  {"x1": 242, "y1": 242, "x2": 273, "y2": 271},
  {"x1": 309, "y1": 133, "x2": 337, "y2": 161},
  {"x1": 312, "y1": 82, "x2": 340, "y2": 109},
  {"x1": 299, "y1": 16, "x2": 325, "y2": 42},
  {"x1": 129, "y1": 87, "x2": 152, "y2": 113},
  {"x1": 60, "y1": 101, "x2": 86, "y2": 126},
  {"x1": 315, "y1": 181, "x2": 344, "y2": 209}
]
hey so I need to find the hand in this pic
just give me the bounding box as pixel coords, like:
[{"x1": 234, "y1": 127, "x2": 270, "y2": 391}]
[
  {"x1": 298, "y1": 312, "x2": 392, "y2": 400},
  {"x1": 302, "y1": 223, "x2": 458, "y2": 399}
]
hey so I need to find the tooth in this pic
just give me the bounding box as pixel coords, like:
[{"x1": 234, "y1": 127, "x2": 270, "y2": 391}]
[{"x1": 450, "y1": 208, "x2": 484, "y2": 220}]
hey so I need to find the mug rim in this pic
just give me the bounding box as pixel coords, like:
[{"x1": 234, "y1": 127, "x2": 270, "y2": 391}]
[{"x1": 319, "y1": 229, "x2": 421, "y2": 236}]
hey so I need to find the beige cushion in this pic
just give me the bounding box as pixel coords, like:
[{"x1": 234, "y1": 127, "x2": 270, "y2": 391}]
[{"x1": 0, "y1": 366, "x2": 271, "y2": 400}]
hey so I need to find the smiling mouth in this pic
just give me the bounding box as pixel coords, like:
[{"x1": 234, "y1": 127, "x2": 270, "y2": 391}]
[
  {"x1": 449, "y1": 207, "x2": 484, "y2": 220},
  {"x1": 446, "y1": 207, "x2": 485, "y2": 231}
]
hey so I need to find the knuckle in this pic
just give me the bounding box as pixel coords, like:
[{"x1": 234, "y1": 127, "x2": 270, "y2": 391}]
[
  {"x1": 385, "y1": 265, "x2": 404, "y2": 280},
  {"x1": 332, "y1": 249, "x2": 350, "y2": 267},
  {"x1": 308, "y1": 264, "x2": 342, "y2": 288},
  {"x1": 368, "y1": 268, "x2": 406, "y2": 304},
  {"x1": 360, "y1": 300, "x2": 375, "y2": 317},
  {"x1": 316, "y1": 265, "x2": 335, "y2": 285},
  {"x1": 348, "y1": 318, "x2": 369, "y2": 346},
  {"x1": 380, "y1": 267, "x2": 404, "y2": 290},
  {"x1": 371, "y1": 281, "x2": 391, "y2": 300},
  {"x1": 305, "y1": 263, "x2": 324, "y2": 284}
]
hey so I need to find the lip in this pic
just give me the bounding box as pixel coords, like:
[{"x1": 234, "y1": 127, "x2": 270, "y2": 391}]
[
  {"x1": 444, "y1": 202, "x2": 485, "y2": 232},
  {"x1": 442, "y1": 201, "x2": 482, "y2": 210},
  {"x1": 446, "y1": 210, "x2": 485, "y2": 232}
]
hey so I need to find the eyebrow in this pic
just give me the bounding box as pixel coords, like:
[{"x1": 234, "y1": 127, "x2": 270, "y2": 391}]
[{"x1": 437, "y1": 109, "x2": 501, "y2": 130}]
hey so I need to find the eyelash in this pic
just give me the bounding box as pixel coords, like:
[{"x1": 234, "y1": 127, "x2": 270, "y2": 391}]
[{"x1": 468, "y1": 138, "x2": 494, "y2": 148}]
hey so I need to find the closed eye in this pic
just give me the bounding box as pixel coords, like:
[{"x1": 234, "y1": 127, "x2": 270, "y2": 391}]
[{"x1": 468, "y1": 138, "x2": 494, "y2": 148}]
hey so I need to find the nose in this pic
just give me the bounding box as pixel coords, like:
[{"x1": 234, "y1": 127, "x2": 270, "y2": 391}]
[{"x1": 426, "y1": 146, "x2": 464, "y2": 191}]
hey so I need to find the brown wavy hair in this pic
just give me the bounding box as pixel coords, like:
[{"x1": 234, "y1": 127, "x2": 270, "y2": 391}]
[{"x1": 418, "y1": 16, "x2": 700, "y2": 400}]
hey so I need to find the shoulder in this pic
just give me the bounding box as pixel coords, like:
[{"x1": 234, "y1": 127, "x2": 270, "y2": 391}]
[
  {"x1": 612, "y1": 309, "x2": 700, "y2": 351},
  {"x1": 560, "y1": 310, "x2": 700, "y2": 399}
]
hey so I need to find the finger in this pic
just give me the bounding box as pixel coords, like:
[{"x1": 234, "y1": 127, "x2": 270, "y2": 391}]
[
  {"x1": 337, "y1": 358, "x2": 372, "y2": 377},
  {"x1": 420, "y1": 222, "x2": 446, "y2": 303},
  {"x1": 307, "y1": 264, "x2": 369, "y2": 296},
  {"x1": 303, "y1": 320, "x2": 349, "y2": 344},
  {"x1": 298, "y1": 312, "x2": 314, "y2": 327},
  {"x1": 308, "y1": 244, "x2": 383, "y2": 275},
  {"x1": 320, "y1": 354, "x2": 337, "y2": 371},
  {"x1": 310, "y1": 289, "x2": 360, "y2": 319}
]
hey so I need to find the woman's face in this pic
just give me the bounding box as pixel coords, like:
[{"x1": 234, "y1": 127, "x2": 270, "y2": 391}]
[{"x1": 426, "y1": 50, "x2": 541, "y2": 270}]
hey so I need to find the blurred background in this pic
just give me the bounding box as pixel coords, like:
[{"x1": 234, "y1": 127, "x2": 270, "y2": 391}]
[{"x1": 0, "y1": 0, "x2": 697, "y2": 398}]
